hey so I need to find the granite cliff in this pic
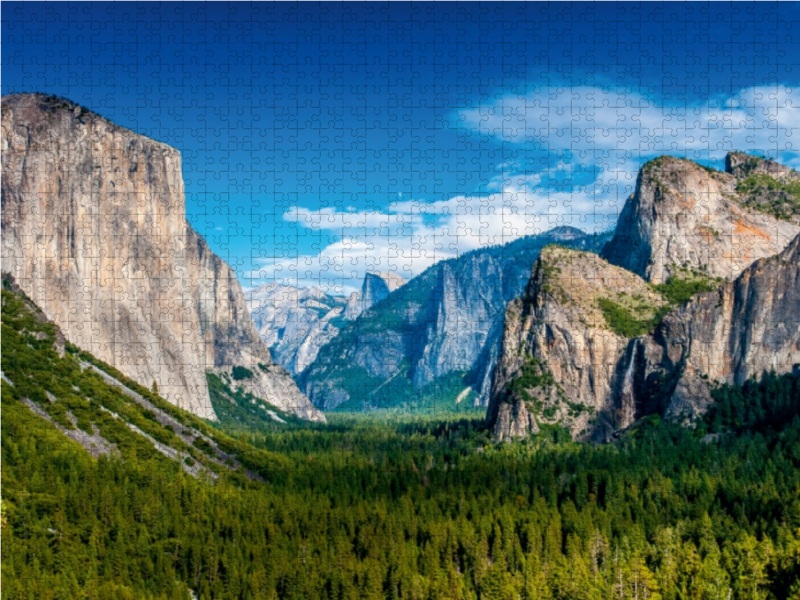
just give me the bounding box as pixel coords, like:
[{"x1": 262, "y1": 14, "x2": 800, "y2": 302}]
[
  {"x1": 615, "y1": 232, "x2": 800, "y2": 424},
  {"x1": 343, "y1": 271, "x2": 407, "y2": 320},
  {"x1": 248, "y1": 283, "x2": 347, "y2": 375},
  {"x1": 488, "y1": 246, "x2": 669, "y2": 441},
  {"x1": 602, "y1": 154, "x2": 799, "y2": 284},
  {"x1": 1, "y1": 93, "x2": 323, "y2": 422},
  {"x1": 489, "y1": 154, "x2": 800, "y2": 441},
  {"x1": 300, "y1": 227, "x2": 610, "y2": 411},
  {"x1": 248, "y1": 271, "x2": 406, "y2": 377}
]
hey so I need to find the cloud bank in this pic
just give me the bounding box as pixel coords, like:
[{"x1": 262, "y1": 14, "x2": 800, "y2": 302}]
[{"x1": 248, "y1": 85, "x2": 800, "y2": 294}]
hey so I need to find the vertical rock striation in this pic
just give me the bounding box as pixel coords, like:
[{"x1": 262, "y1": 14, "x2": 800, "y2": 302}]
[
  {"x1": 617, "y1": 232, "x2": 800, "y2": 422},
  {"x1": 1, "y1": 93, "x2": 323, "y2": 422},
  {"x1": 248, "y1": 283, "x2": 347, "y2": 375},
  {"x1": 490, "y1": 154, "x2": 800, "y2": 441},
  {"x1": 487, "y1": 246, "x2": 668, "y2": 441}
]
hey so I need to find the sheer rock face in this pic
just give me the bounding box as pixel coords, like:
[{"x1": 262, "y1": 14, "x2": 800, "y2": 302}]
[
  {"x1": 343, "y1": 271, "x2": 406, "y2": 320},
  {"x1": 487, "y1": 246, "x2": 667, "y2": 441},
  {"x1": 246, "y1": 271, "x2": 406, "y2": 378},
  {"x1": 488, "y1": 234, "x2": 800, "y2": 441},
  {"x1": 619, "y1": 232, "x2": 800, "y2": 422},
  {"x1": 602, "y1": 155, "x2": 800, "y2": 284},
  {"x1": 1, "y1": 93, "x2": 323, "y2": 422}
]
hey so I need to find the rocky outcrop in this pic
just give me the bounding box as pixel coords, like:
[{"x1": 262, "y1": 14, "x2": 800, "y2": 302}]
[
  {"x1": 602, "y1": 154, "x2": 800, "y2": 284},
  {"x1": 487, "y1": 246, "x2": 669, "y2": 441},
  {"x1": 247, "y1": 272, "x2": 406, "y2": 378},
  {"x1": 248, "y1": 283, "x2": 347, "y2": 375},
  {"x1": 343, "y1": 271, "x2": 406, "y2": 320},
  {"x1": 617, "y1": 231, "x2": 800, "y2": 422},
  {"x1": 488, "y1": 233, "x2": 800, "y2": 441},
  {"x1": 725, "y1": 151, "x2": 799, "y2": 183},
  {"x1": 1, "y1": 93, "x2": 323, "y2": 422},
  {"x1": 301, "y1": 228, "x2": 610, "y2": 411},
  {"x1": 491, "y1": 154, "x2": 800, "y2": 442}
]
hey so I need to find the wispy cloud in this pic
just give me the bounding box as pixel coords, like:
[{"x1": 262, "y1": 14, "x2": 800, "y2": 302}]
[
  {"x1": 247, "y1": 85, "x2": 800, "y2": 293},
  {"x1": 457, "y1": 85, "x2": 800, "y2": 161}
]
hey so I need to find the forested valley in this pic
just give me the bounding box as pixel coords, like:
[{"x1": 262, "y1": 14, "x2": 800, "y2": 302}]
[{"x1": 2, "y1": 279, "x2": 800, "y2": 600}]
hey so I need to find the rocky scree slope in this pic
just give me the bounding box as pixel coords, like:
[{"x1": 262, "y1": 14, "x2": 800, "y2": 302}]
[
  {"x1": 1, "y1": 93, "x2": 323, "y2": 422},
  {"x1": 300, "y1": 227, "x2": 610, "y2": 411}
]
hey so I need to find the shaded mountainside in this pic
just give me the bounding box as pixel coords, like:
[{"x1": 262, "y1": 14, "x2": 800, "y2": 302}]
[
  {"x1": 248, "y1": 271, "x2": 406, "y2": 377},
  {"x1": 248, "y1": 283, "x2": 348, "y2": 375},
  {"x1": 300, "y1": 227, "x2": 611, "y2": 411},
  {"x1": 6, "y1": 275, "x2": 800, "y2": 598},
  {"x1": 1, "y1": 93, "x2": 322, "y2": 422},
  {"x1": 602, "y1": 153, "x2": 800, "y2": 284},
  {"x1": 5, "y1": 221, "x2": 800, "y2": 600},
  {"x1": 488, "y1": 233, "x2": 800, "y2": 441}
]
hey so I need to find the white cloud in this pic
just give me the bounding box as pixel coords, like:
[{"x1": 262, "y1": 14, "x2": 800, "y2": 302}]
[
  {"x1": 458, "y1": 85, "x2": 800, "y2": 160},
  {"x1": 248, "y1": 85, "x2": 800, "y2": 292}
]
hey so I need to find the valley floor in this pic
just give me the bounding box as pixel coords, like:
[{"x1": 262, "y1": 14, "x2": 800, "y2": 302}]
[{"x1": 3, "y1": 283, "x2": 800, "y2": 600}]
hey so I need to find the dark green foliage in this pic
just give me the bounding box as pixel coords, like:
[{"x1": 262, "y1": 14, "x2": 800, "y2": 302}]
[
  {"x1": 704, "y1": 368, "x2": 800, "y2": 433},
  {"x1": 599, "y1": 273, "x2": 722, "y2": 338},
  {"x1": 736, "y1": 173, "x2": 800, "y2": 221},
  {"x1": 597, "y1": 297, "x2": 670, "y2": 338},
  {"x1": 4, "y1": 282, "x2": 800, "y2": 599},
  {"x1": 230, "y1": 366, "x2": 253, "y2": 381},
  {"x1": 508, "y1": 357, "x2": 556, "y2": 397},
  {"x1": 653, "y1": 275, "x2": 721, "y2": 306},
  {"x1": 505, "y1": 356, "x2": 568, "y2": 416}
]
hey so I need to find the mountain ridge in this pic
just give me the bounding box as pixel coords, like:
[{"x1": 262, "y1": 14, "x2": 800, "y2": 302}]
[
  {"x1": 300, "y1": 226, "x2": 612, "y2": 411},
  {"x1": 488, "y1": 152, "x2": 800, "y2": 441}
]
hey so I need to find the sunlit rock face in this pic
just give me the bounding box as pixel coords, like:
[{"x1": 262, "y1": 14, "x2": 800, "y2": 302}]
[
  {"x1": 1, "y1": 93, "x2": 323, "y2": 422},
  {"x1": 487, "y1": 246, "x2": 666, "y2": 441},
  {"x1": 602, "y1": 155, "x2": 799, "y2": 284},
  {"x1": 488, "y1": 234, "x2": 800, "y2": 442}
]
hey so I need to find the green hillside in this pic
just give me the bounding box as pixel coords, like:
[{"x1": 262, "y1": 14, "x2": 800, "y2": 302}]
[{"x1": 3, "y1": 279, "x2": 800, "y2": 599}]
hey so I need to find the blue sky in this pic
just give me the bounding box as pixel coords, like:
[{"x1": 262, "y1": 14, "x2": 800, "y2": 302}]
[{"x1": 4, "y1": 2, "x2": 800, "y2": 293}]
